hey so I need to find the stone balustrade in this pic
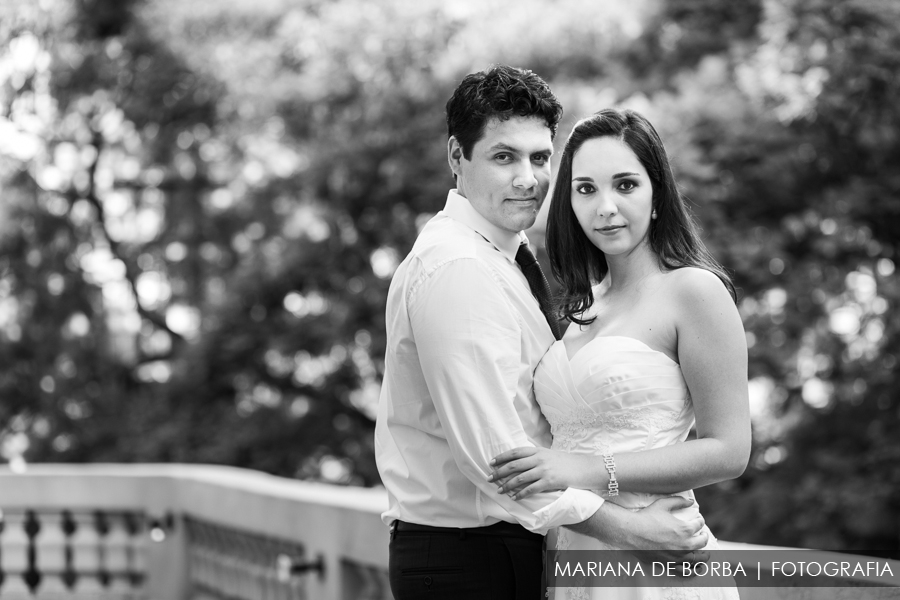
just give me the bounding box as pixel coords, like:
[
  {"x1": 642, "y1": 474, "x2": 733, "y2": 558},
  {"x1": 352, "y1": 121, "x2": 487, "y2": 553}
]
[
  {"x1": 0, "y1": 464, "x2": 390, "y2": 599},
  {"x1": 0, "y1": 464, "x2": 897, "y2": 600}
]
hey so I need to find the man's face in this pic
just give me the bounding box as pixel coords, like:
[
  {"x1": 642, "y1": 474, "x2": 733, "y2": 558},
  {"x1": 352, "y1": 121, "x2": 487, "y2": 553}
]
[{"x1": 449, "y1": 116, "x2": 553, "y2": 234}]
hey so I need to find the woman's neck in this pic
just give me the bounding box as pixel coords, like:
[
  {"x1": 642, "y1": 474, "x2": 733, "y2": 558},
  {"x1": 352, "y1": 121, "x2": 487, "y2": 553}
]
[{"x1": 601, "y1": 243, "x2": 660, "y2": 295}]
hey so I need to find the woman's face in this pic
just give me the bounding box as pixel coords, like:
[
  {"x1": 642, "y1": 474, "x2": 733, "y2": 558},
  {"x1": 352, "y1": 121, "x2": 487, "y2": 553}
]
[{"x1": 569, "y1": 136, "x2": 654, "y2": 259}]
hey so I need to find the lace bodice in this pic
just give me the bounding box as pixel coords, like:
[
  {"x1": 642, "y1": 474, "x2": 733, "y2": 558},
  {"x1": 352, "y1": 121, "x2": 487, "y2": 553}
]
[
  {"x1": 536, "y1": 336, "x2": 698, "y2": 514},
  {"x1": 535, "y1": 336, "x2": 694, "y2": 456}
]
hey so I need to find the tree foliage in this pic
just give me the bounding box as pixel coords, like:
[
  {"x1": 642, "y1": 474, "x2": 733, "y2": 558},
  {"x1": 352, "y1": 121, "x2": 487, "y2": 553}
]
[{"x1": 1, "y1": 0, "x2": 897, "y2": 554}]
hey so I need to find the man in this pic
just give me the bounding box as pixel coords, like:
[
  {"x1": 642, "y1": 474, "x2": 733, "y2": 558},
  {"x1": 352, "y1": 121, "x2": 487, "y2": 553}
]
[{"x1": 375, "y1": 65, "x2": 706, "y2": 599}]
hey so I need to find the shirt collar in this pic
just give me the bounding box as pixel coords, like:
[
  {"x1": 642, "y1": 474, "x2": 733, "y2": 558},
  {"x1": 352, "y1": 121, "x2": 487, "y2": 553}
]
[{"x1": 441, "y1": 190, "x2": 527, "y2": 263}]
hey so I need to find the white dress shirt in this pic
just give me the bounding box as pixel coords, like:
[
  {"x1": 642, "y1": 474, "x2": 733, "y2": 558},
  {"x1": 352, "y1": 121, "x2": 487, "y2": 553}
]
[{"x1": 375, "y1": 190, "x2": 604, "y2": 535}]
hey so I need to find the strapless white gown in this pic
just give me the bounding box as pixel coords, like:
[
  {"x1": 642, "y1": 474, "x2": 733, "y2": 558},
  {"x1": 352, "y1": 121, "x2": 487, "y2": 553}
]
[{"x1": 535, "y1": 336, "x2": 739, "y2": 600}]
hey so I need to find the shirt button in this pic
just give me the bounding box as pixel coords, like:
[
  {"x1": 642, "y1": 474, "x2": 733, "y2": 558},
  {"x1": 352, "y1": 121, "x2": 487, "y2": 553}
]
[{"x1": 424, "y1": 575, "x2": 433, "y2": 586}]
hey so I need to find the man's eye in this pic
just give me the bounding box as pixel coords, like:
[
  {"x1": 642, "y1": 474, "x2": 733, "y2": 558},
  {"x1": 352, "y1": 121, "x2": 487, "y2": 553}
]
[
  {"x1": 495, "y1": 153, "x2": 512, "y2": 162},
  {"x1": 532, "y1": 154, "x2": 549, "y2": 165}
]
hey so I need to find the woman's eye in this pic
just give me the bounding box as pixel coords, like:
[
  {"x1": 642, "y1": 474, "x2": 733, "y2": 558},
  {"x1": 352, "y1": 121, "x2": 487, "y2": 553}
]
[
  {"x1": 618, "y1": 180, "x2": 637, "y2": 192},
  {"x1": 574, "y1": 183, "x2": 595, "y2": 194}
]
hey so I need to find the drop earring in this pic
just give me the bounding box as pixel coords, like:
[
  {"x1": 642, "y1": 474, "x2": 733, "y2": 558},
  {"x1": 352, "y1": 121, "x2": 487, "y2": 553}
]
[{"x1": 651, "y1": 210, "x2": 657, "y2": 220}]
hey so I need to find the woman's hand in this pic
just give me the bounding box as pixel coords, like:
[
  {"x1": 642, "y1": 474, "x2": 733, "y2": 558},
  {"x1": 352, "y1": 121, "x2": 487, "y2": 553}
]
[{"x1": 488, "y1": 447, "x2": 600, "y2": 499}]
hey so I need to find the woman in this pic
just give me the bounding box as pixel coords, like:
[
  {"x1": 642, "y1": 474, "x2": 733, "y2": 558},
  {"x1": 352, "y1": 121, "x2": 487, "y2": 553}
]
[{"x1": 489, "y1": 109, "x2": 750, "y2": 599}]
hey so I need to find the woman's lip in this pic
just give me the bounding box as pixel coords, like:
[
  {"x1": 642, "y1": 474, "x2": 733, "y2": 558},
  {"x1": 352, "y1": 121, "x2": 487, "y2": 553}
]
[{"x1": 597, "y1": 225, "x2": 625, "y2": 233}]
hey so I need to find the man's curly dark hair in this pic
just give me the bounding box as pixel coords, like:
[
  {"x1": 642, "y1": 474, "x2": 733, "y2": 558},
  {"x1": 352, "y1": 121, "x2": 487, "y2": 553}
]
[{"x1": 446, "y1": 65, "x2": 562, "y2": 159}]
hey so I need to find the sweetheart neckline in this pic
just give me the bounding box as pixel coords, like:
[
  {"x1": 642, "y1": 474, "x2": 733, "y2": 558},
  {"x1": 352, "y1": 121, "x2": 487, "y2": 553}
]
[{"x1": 559, "y1": 335, "x2": 680, "y2": 367}]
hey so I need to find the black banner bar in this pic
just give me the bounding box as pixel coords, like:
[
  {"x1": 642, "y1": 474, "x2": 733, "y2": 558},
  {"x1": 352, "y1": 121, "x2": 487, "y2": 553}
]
[{"x1": 547, "y1": 550, "x2": 900, "y2": 588}]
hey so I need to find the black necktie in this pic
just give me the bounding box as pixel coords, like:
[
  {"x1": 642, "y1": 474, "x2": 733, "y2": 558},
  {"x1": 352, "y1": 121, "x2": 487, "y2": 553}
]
[{"x1": 515, "y1": 243, "x2": 562, "y2": 340}]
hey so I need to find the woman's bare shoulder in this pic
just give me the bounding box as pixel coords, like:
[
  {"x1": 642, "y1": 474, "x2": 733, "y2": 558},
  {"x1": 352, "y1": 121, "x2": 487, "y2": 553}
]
[{"x1": 664, "y1": 267, "x2": 731, "y2": 302}]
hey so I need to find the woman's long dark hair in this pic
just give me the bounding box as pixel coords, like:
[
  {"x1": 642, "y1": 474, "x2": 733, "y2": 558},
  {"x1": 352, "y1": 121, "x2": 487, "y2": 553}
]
[{"x1": 547, "y1": 108, "x2": 736, "y2": 325}]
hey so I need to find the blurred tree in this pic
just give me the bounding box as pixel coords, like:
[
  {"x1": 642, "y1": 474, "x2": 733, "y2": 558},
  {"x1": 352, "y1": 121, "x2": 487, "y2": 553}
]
[{"x1": 0, "y1": 0, "x2": 457, "y2": 484}]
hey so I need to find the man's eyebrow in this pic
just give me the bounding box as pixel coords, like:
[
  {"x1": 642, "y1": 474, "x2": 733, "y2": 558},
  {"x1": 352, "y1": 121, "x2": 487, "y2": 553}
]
[{"x1": 488, "y1": 143, "x2": 554, "y2": 155}]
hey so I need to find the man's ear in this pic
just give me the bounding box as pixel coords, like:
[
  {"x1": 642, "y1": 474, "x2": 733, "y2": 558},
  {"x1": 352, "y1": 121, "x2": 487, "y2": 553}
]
[{"x1": 448, "y1": 136, "x2": 464, "y2": 179}]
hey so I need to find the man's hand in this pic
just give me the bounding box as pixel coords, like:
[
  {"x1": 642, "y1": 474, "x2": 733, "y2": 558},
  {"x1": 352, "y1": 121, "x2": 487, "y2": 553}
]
[
  {"x1": 570, "y1": 496, "x2": 710, "y2": 564},
  {"x1": 620, "y1": 496, "x2": 710, "y2": 563},
  {"x1": 489, "y1": 447, "x2": 598, "y2": 498}
]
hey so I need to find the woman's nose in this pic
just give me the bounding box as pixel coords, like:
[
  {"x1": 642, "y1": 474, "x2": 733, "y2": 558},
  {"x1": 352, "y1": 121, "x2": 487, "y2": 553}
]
[{"x1": 595, "y1": 192, "x2": 617, "y2": 216}]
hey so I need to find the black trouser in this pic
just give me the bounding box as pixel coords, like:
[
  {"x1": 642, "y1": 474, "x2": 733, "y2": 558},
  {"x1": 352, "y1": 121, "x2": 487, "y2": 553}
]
[{"x1": 388, "y1": 520, "x2": 544, "y2": 600}]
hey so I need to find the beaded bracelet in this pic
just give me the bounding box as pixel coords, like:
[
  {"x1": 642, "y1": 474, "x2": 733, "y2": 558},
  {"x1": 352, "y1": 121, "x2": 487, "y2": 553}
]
[{"x1": 602, "y1": 452, "x2": 619, "y2": 497}]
